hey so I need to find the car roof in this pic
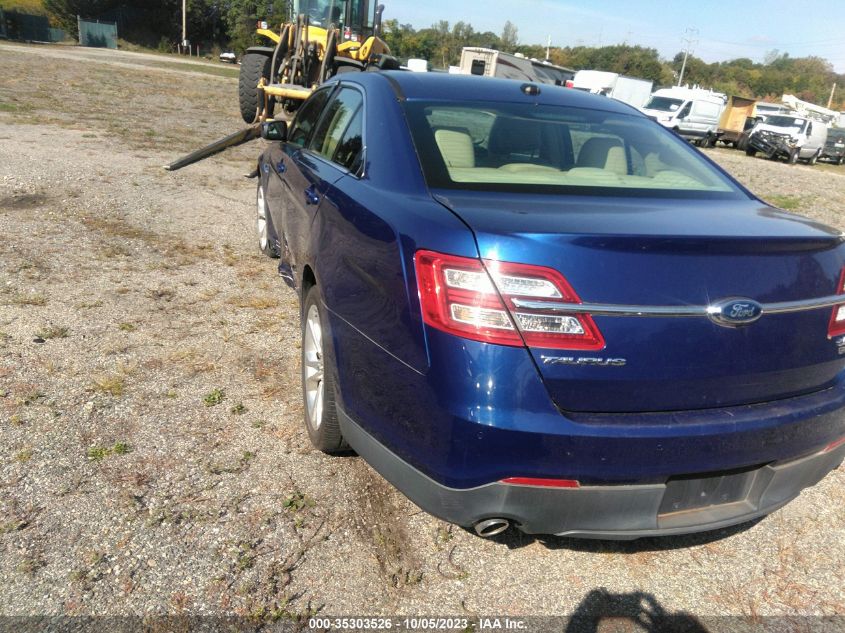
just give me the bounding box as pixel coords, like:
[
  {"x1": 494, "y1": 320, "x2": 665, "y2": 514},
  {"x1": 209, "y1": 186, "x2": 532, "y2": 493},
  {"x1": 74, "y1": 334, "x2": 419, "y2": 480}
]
[{"x1": 333, "y1": 71, "x2": 639, "y2": 115}]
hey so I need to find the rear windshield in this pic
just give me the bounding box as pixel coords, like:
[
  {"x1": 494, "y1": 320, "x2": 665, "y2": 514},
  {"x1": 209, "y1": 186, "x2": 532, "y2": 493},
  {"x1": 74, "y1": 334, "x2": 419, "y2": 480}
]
[{"x1": 403, "y1": 100, "x2": 745, "y2": 198}]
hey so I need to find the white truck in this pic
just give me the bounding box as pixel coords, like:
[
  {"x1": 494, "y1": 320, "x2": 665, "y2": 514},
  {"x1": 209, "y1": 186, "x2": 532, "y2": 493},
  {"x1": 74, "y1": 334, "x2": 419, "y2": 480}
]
[
  {"x1": 568, "y1": 70, "x2": 653, "y2": 108},
  {"x1": 458, "y1": 47, "x2": 575, "y2": 86},
  {"x1": 640, "y1": 86, "x2": 727, "y2": 147}
]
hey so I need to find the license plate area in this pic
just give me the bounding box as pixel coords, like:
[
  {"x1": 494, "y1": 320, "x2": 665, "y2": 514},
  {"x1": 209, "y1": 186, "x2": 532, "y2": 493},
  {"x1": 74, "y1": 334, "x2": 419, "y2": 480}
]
[{"x1": 657, "y1": 465, "x2": 772, "y2": 529}]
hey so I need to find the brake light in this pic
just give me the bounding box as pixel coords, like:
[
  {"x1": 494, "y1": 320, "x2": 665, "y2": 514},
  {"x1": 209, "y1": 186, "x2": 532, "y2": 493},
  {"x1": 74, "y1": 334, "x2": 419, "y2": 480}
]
[
  {"x1": 414, "y1": 250, "x2": 605, "y2": 350},
  {"x1": 828, "y1": 266, "x2": 845, "y2": 337},
  {"x1": 501, "y1": 477, "x2": 580, "y2": 488}
]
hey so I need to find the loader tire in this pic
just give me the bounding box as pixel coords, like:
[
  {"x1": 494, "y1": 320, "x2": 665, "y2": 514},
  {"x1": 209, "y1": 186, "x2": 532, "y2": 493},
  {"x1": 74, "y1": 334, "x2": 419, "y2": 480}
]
[{"x1": 239, "y1": 52, "x2": 272, "y2": 124}]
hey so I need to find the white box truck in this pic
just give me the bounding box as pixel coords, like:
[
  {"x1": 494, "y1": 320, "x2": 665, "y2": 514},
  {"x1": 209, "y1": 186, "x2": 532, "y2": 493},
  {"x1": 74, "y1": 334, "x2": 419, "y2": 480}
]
[{"x1": 569, "y1": 70, "x2": 653, "y2": 108}]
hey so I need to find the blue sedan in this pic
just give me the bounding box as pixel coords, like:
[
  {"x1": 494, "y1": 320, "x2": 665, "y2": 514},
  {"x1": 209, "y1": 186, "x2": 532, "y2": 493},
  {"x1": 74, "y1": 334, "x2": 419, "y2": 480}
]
[{"x1": 255, "y1": 71, "x2": 845, "y2": 539}]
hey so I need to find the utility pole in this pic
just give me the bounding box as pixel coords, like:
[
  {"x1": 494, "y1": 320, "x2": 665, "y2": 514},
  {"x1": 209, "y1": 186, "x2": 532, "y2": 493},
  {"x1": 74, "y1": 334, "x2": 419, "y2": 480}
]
[
  {"x1": 546, "y1": 35, "x2": 551, "y2": 61},
  {"x1": 677, "y1": 27, "x2": 698, "y2": 87},
  {"x1": 828, "y1": 82, "x2": 837, "y2": 109},
  {"x1": 182, "y1": 0, "x2": 187, "y2": 54}
]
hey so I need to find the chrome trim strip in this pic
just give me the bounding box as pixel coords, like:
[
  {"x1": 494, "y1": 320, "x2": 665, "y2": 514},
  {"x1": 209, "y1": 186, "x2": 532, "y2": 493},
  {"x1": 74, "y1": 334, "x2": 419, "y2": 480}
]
[{"x1": 511, "y1": 295, "x2": 845, "y2": 318}]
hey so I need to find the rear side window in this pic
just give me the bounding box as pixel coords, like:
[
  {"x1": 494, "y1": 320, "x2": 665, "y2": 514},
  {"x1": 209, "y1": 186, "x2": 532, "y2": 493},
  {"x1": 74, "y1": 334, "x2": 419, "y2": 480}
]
[
  {"x1": 333, "y1": 107, "x2": 364, "y2": 172},
  {"x1": 309, "y1": 88, "x2": 363, "y2": 166},
  {"x1": 403, "y1": 100, "x2": 746, "y2": 199},
  {"x1": 288, "y1": 88, "x2": 332, "y2": 147}
]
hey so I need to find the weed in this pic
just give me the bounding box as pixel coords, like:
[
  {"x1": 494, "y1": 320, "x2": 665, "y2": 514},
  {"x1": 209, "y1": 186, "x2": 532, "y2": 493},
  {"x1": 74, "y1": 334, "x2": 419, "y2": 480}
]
[
  {"x1": 118, "y1": 322, "x2": 136, "y2": 332},
  {"x1": 93, "y1": 375, "x2": 124, "y2": 396},
  {"x1": 87, "y1": 442, "x2": 131, "y2": 462},
  {"x1": 1, "y1": 519, "x2": 29, "y2": 533},
  {"x1": 251, "y1": 419, "x2": 268, "y2": 429},
  {"x1": 35, "y1": 325, "x2": 68, "y2": 340},
  {"x1": 203, "y1": 388, "x2": 225, "y2": 407},
  {"x1": 10, "y1": 414, "x2": 23, "y2": 426},
  {"x1": 283, "y1": 491, "x2": 315, "y2": 513},
  {"x1": 230, "y1": 402, "x2": 247, "y2": 415},
  {"x1": 9, "y1": 293, "x2": 46, "y2": 306},
  {"x1": 15, "y1": 448, "x2": 33, "y2": 463},
  {"x1": 87, "y1": 446, "x2": 109, "y2": 461},
  {"x1": 19, "y1": 390, "x2": 45, "y2": 406},
  {"x1": 227, "y1": 296, "x2": 279, "y2": 310},
  {"x1": 16, "y1": 557, "x2": 42, "y2": 574},
  {"x1": 166, "y1": 389, "x2": 177, "y2": 398}
]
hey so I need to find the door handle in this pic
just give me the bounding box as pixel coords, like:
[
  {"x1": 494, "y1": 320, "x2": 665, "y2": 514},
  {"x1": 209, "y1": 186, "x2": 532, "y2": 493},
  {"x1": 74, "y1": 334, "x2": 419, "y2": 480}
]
[{"x1": 304, "y1": 186, "x2": 320, "y2": 206}]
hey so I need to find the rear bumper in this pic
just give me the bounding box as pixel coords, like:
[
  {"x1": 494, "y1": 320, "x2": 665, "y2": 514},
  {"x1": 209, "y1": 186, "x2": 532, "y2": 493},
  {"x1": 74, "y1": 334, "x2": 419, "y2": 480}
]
[{"x1": 340, "y1": 407, "x2": 845, "y2": 539}]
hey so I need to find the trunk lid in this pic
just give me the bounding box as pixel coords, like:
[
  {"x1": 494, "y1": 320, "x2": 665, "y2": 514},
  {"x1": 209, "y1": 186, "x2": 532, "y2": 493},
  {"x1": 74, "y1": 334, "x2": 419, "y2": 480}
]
[{"x1": 434, "y1": 191, "x2": 845, "y2": 412}]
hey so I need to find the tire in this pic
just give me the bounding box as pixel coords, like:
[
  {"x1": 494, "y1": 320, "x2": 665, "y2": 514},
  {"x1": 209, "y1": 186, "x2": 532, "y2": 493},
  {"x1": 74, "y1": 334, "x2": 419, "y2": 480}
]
[
  {"x1": 745, "y1": 147, "x2": 755, "y2": 157},
  {"x1": 301, "y1": 285, "x2": 348, "y2": 453},
  {"x1": 787, "y1": 148, "x2": 799, "y2": 165},
  {"x1": 699, "y1": 135, "x2": 712, "y2": 149},
  {"x1": 239, "y1": 52, "x2": 272, "y2": 124},
  {"x1": 807, "y1": 150, "x2": 819, "y2": 166},
  {"x1": 256, "y1": 181, "x2": 280, "y2": 258},
  {"x1": 737, "y1": 135, "x2": 749, "y2": 151},
  {"x1": 838, "y1": 156, "x2": 844, "y2": 166}
]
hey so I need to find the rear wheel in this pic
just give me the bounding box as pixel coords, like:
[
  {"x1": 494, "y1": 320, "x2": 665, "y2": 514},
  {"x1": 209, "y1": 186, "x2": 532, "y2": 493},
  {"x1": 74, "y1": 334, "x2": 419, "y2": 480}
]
[
  {"x1": 838, "y1": 156, "x2": 844, "y2": 166},
  {"x1": 301, "y1": 285, "x2": 347, "y2": 453},
  {"x1": 239, "y1": 52, "x2": 272, "y2": 124},
  {"x1": 745, "y1": 147, "x2": 756, "y2": 157},
  {"x1": 807, "y1": 150, "x2": 819, "y2": 166},
  {"x1": 787, "y1": 148, "x2": 799, "y2": 164}
]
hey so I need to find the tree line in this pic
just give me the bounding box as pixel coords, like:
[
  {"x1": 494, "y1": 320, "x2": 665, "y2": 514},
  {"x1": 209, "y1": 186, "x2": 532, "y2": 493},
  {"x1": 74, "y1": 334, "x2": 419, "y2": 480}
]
[
  {"x1": 382, "y1": 20, "x2": 845, "y2": 109},
  {"x1": 14, "y1": 0, "x2": 845, "y2": 109}
]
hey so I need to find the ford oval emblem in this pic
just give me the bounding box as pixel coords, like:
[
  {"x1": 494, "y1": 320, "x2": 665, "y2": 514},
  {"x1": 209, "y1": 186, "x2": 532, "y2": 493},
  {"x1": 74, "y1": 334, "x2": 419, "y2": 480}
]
[{"x1": 707, "y1": 298, "x2": 764, "y2": 328}]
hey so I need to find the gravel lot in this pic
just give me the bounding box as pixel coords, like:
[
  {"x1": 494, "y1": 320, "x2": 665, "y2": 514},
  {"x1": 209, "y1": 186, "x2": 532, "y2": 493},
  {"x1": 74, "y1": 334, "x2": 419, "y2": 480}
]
[{"x1": 1, "y1": 43, "x2": 845, "y2": 630}]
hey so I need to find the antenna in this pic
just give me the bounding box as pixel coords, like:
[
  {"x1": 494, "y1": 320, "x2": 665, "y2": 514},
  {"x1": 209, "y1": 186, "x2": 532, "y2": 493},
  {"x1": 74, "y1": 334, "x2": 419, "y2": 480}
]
[{"x1": 677, "y1": 27, "x2": 699, "y2": 87}]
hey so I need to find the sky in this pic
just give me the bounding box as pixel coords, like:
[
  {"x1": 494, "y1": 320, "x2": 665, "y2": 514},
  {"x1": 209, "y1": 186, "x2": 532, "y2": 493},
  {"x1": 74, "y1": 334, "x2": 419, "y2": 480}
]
[{"x1": 384, "y1": 0, "x2": 845, "y2": 72}]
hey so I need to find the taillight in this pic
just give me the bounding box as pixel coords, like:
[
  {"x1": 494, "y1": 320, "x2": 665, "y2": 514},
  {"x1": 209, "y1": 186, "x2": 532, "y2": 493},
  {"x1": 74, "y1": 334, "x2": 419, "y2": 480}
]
[
  {"x1": 828, "y1": 266, "x2": 845, "y2": 337},
  {"x1": 414, "y1": 250, "x2": 604, "y2": 350}
]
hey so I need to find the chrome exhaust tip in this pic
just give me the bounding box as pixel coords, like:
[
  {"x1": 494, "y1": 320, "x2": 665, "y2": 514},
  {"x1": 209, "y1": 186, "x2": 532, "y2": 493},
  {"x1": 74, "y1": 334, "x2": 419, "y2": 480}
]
[{"x1": 473, "y1": 518, "x2": 510, "y2": 538}]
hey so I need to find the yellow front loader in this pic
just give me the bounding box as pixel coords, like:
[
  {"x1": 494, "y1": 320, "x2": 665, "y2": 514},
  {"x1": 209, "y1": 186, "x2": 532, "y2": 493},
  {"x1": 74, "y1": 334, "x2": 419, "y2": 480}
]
[
  {"x1": 238, "y1": 0, "x2": 396, "y2": 123},
  {"x1": 166, "y1": 0, "x2": 397, "y2": 171}
]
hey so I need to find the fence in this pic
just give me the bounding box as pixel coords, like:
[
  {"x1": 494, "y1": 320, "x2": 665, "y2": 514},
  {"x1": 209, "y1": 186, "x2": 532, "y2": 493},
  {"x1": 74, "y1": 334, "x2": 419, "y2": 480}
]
[
  {"x1": 0, "y1": 9, "x2": 50, "y2": 42},
  {"x1": 77, "y1": 17, "x2": 118, "y2": 49}
]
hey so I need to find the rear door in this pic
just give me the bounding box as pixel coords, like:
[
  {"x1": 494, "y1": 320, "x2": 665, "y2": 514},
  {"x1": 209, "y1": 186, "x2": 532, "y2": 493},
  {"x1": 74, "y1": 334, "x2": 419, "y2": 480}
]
[{"x1": 284, "y1": 86, "x2": 363, "y2": 271}]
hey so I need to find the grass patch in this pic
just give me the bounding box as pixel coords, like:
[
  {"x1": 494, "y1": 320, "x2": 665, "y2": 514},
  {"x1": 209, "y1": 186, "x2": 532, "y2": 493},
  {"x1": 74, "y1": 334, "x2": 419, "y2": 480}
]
[
  {"x1": 9, "y1": 293, "x2": 46, "y2": 306},
  {"x1": 203, "y1": 388, "x2": 225, "y2": 407},
  {"x1": 230, "y1": 402, "x2": 247, "y2": 415},
  {"x1": 118, "y1": 322, "x2": 136, "y2": 332},
  {"x1": 226, "y1": 295, "x2": 279, "y2": 310},
  {"x1": 93, "y1": 375, "x2": 125, "y2": 397},
  {"x1": 0, "y1": 102, "x2": 21, "y2": 112},
  {"x1": 87, "y1": 442, "x2": 132, "y2": 462},
  {"x1": 768, "y1": 195, "x2": 802, "y2": 211},
  {"x1": 35, "y1": 325, "x2": 68, "y2": 340}
]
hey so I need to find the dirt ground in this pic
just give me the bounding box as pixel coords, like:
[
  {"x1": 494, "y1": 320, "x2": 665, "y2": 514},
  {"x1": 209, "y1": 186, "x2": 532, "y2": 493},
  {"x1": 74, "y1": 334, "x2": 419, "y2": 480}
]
[{"x1": 1, "y1": 43, "x2": 845, "y2": 629}]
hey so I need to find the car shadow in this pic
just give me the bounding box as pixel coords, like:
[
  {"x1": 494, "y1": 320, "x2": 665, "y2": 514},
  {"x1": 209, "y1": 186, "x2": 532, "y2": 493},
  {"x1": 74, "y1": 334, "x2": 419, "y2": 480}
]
[
  {"x1": 564, "y1": 588, "x2": 710, "y2": 633},
  {"x1": 479, "y1": 517, "x2": 764, "y2": 552}
]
